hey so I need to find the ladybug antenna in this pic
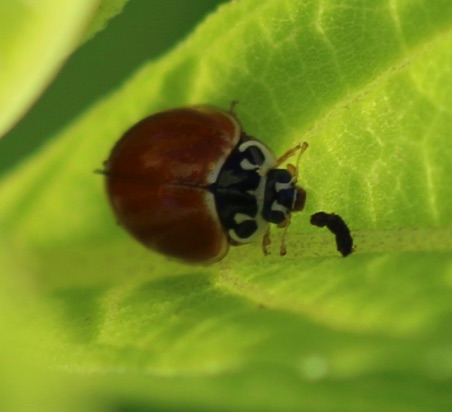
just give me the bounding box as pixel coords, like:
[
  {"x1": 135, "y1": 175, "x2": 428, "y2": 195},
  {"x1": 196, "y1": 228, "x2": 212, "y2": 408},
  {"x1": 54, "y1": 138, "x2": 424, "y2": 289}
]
[
  {"x1": 276, "y1": 142, "x2": 308, "y2": 171},
  {"x1": 293, "y1": 141, "x2": 308, "y2": 183},
  {"x1": 277, "y1": 141, "x2": 308, "y2": 256}
]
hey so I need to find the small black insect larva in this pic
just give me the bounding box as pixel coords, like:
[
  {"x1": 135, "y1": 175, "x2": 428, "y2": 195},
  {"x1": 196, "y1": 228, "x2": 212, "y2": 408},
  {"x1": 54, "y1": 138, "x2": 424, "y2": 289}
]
[{"x1": 310, "y1": 212, "x2": 353, "y2": 257}]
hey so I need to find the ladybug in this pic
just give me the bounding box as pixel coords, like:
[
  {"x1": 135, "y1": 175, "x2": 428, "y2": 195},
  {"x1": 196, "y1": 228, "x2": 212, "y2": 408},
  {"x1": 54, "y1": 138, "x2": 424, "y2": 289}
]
[{"x1": 104, "y1": 105, "x2": 307, "y2": 264}]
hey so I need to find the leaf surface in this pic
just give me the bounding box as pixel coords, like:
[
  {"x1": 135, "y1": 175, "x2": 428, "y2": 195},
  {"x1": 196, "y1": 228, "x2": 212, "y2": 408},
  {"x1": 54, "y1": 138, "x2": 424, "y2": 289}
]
[
  {"x1": 0, "y1": 0, "x2": 129, "y2": 138},
  {"x1": 0, "y1": 0, "x2": 451, "y2": 410}
]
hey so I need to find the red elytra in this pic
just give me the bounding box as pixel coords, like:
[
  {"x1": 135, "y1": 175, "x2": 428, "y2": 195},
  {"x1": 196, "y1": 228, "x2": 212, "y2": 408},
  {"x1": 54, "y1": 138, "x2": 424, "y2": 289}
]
[{"x1": 104, "y1": 106, "x2": 306, "y2": 264}]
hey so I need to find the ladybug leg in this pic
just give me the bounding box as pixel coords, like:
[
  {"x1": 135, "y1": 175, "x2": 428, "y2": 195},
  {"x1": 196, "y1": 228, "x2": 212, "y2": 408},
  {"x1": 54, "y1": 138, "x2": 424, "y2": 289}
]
[
  {"x1": 262, "y1": 227, "x2": 271, "y2": 256},
  {"x1": 94, "y1": 160, "x2": 110, "y2": 175},
  {"x1": 278, "y1": 215, "x2": 291, "y2": 256},
  {"x1": 94, "y1": 168, "x2": 108, "y2": 175},
  {"x1": 228, "y1": 100, "x2": 240, "y2": 117},
  {"x1": 275, "y1": 142, "x2": 308, "y2": 168}
]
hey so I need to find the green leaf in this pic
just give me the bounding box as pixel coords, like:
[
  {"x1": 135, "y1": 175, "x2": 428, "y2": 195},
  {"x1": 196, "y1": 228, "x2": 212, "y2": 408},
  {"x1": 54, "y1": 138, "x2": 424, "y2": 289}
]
[
  {"x1": 1, "y1": 0, "x2": 451, "y2": 411},
  {"x1": 82, "y1": 0, "x2": 129, "y2": 42},
  {"x1": 0, "y1": 0, "x2": 129, "y2": 138}
]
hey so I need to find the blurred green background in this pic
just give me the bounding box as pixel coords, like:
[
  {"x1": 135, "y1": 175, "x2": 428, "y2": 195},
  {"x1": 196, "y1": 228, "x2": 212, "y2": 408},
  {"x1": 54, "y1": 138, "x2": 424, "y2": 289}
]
[{"x1": 0, "y1": 0, "x2": 226, "y2": 176}]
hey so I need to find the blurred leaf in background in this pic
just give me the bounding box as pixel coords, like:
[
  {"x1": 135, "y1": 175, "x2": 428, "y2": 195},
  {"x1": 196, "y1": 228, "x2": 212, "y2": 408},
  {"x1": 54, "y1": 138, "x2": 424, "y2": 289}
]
[
  {"x1": 0, "y1": 0, "x2": 451, "y2": 411},
  {"x1": 0, "y1": 0, "x2": 225, "y2": 174}
]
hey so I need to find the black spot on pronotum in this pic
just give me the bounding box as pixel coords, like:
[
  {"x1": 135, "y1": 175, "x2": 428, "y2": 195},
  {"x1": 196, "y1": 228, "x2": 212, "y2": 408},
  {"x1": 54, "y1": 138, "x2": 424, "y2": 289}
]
[{"x1": 310, "y1": 212, "x2": 353, "y2": 257}]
